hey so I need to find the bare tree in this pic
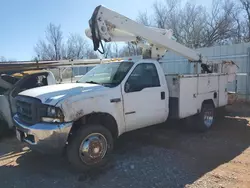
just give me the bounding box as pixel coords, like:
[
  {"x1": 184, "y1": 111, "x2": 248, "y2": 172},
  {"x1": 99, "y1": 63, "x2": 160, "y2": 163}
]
[
  {"x1": 144, "y1": 0, "x2": 208, "y2": 47},
  {"x1": 103, "y1": 43, "x2": 113, "y2": 58},
  {"x1": 137, "y1": 10, "x2": 152, "y2": 26},
  {"x1": 137, "y1": 0, "x2": 242, "y2": 48},
  {"x1": 35, "y1": 40, "x2": 54, "y2": 60},
  {"x1": 112, "y1": 43, "x2": 119, "y2": 58},
  {"x1": 119, "y1": 45, "x2": 129, "y2": 57},
  {"x1": 102, "y1": 43, "x2": 120, "y2": 58},
  {"x1": 61, "y1": 43, "x2": 67, "y2": 60},
  {"x1": 153, "y1": 0, "x2": 181, "y2": 29},
  {"x1": 86, "y1": 49, "x2": 99, "y2": 59},
  {"x1": 119, "y1": 42, "x2": 142, "y2": 57},
  {"x1": 201, "y1": 0, "x2": 237, "y2": 46},
  {"x1": 240, "y1": 0, "x2": 250, "y2": 41},
  {"x1": 35, "y1": 23, "x2": 63, "y2": 60},
  {"x1": 46, "y1": 23, "x2": 63, "y2": 60},
  {"x1": 0, "y1": 56, "x2": 6, "y2": 63},
  {"x1": 0, "y1": 56, "x2": 16, "y2": 63},
  {"x1": 177, "y1": 3, "x2": 208, "y2": 48},
  {"x1": 128, "y1": 42, "x2": 137, "y2": 55},
  {"x1": 67, "y1": 33, "x2": 89, "y2": 59},
  {"x1": 230, "y1": 2, "x2": 244, "y2": 43}
]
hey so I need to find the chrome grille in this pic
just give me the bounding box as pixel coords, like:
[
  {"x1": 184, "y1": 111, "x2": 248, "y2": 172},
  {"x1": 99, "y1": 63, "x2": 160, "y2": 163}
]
[
  {"x1": 16, "y1": 96, "x2": 44, "y2": 125},
  {"x1": 16, "y1": 100, "x2": 32, "y2": 123}
]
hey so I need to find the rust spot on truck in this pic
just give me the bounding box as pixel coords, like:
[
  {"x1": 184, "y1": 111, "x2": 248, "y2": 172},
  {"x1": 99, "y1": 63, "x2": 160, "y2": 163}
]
[
  {"x1": 76, "y1": 109, "x2": 84, "y2": 119},
  {"x1": 69, "y1": 109, "x2": 85, "y2": 121}
]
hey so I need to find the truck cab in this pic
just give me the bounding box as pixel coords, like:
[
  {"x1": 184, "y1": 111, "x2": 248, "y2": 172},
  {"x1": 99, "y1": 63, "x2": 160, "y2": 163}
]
[
  {"x1": 0, "y1": 70, "x2": 56, "y2": 134},
  {"x1": 76, "y1": 59, "x2": 169, "y2": 132}
]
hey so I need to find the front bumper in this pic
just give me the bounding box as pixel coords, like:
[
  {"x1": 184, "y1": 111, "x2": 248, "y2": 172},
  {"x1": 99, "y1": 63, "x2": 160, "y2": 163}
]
[{"x1": 13, "y1": 114, "x2": 73, "y2": 154}]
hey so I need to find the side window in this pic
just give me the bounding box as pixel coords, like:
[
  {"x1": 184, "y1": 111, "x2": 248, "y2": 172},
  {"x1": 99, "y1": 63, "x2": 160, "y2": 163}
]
[{"x1": 125, "y1": 63, "x2": 160, "y2": 93}]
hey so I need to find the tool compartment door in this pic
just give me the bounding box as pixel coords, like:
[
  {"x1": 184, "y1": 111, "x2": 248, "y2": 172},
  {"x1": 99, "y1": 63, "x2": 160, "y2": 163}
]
[
  {"x1": 178, "y1": 74, "x2": 221, "y2": 119},
  {"x1": 179, "y1": 76, "x2": 199, "y2": 118}
]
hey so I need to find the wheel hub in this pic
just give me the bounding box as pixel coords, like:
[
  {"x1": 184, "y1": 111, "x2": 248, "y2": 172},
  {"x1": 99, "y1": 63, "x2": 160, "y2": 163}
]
[
  {"x1": 79, "y1": 133, "x2": 108, "y2": 165},
  {"x1": 204, "y1": 110, "x2": 214, "y2": 128},
  {"x1": 93, "y1": 147, "x2": 100, "y2": 154}
]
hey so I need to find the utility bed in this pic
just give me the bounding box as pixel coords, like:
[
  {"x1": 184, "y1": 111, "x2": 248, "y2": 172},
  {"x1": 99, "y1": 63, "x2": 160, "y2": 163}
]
[{"x1": 166, "y1": 73, "x2": 228, "y2": 119}]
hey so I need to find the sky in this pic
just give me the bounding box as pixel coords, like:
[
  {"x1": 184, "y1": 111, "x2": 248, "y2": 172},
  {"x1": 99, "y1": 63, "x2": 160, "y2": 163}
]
[{"x1": 0, "y1": 0, "x2": 211, "y2": 61}]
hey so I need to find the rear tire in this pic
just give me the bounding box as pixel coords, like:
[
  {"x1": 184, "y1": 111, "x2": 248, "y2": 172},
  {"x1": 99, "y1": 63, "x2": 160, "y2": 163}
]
[
  {"x1": 66, "y1": 124, "x2": 114, "y2": 172},
  {"x1": 183, "y1": 103, "x2": 215, "y2": 132},
  {"x1": 195, "y1": 103, "x2": 215, "y2": 132}
]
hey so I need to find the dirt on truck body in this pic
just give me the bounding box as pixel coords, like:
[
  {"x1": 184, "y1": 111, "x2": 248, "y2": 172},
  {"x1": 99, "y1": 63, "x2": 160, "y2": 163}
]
[{"x1": 0, "y1": 102, "x2": 250, "y2": 188}]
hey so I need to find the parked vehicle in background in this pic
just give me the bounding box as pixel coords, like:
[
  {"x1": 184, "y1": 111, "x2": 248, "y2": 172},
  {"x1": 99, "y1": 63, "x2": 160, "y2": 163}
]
[
  {"x1": 0, "y1": 59, "x2": 110, "y2": 136},
  {"x1": 0, "y1": 70, "x2": 56, "y2": 135}
]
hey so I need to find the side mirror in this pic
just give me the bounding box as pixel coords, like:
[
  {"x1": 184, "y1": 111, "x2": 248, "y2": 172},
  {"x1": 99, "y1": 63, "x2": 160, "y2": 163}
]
[
  {"x1": 11, "y1": 89, "x2": 19, "y2": 98},
  {"x1": 125, "y1": 82, "x2": 145, "y2": 93},
  {"x1": 125, "y1": 82, "x2": 130, "y2": 93}
]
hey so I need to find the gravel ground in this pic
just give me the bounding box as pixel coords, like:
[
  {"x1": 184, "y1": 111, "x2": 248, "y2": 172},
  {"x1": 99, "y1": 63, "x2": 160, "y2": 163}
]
[{"x1": 0, "y1": 102, "x2": 250, "y2": 188}]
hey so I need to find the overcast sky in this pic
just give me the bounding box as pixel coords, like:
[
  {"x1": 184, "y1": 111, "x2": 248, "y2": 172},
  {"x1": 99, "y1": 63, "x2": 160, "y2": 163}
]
[{"x1": 0, "y1": 0, "x2": 212, "y2": 61}]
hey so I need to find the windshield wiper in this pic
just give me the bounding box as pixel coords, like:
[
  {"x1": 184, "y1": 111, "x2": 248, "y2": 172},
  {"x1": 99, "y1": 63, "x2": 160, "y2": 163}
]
[{"x1": 85, "y1": 81, "x2": 101, "y2": 85}]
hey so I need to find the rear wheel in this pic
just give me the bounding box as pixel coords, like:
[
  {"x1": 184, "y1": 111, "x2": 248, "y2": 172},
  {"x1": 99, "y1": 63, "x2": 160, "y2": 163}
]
[
  {"x1": 184, "y1": 103, "x2": 215, "y2": 132},
  {"x1": 67, "y1": 124, "x2": 113, "y2": 171},
  {"x1": 195, "y1": 103, "x2": 215, "y2": 132}
]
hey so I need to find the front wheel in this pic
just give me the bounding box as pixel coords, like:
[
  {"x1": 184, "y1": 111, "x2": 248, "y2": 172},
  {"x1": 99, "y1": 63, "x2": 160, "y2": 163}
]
[{"x1": 66, "y1": 124, "x2": 114, "y2": 171}]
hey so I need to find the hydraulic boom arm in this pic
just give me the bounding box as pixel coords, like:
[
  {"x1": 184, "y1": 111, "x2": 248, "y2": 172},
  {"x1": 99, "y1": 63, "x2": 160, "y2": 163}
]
[{"x1": 85, "y1": 5, "x2": 208, "y2": 63}]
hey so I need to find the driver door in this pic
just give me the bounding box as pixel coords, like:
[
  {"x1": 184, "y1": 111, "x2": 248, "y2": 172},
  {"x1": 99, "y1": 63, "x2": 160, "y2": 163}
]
[{"x1": 122, "y1": 63, "x2": 167, "y2": 131}]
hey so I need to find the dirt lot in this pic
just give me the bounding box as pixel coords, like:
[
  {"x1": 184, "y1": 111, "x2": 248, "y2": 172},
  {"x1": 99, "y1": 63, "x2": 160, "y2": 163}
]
[{"x1": 0, "y1": 102, "x2": 250, "y2": 188}]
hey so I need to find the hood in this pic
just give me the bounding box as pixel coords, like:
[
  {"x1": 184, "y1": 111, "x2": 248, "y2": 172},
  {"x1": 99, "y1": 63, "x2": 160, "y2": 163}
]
[{"x1": 19, "y1": 83, "x2": 107, "y2": 106}]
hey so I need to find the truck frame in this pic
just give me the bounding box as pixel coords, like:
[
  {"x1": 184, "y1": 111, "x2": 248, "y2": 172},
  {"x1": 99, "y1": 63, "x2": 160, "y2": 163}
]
[{"x1": 13, "y1": 5, "x2": 237, "y2": 171}]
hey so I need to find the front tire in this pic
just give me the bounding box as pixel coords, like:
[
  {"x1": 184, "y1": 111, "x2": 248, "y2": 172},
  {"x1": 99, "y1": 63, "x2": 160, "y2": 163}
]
[{"x1": 66, "y1": 124, "x2": 113, "y2": 171}]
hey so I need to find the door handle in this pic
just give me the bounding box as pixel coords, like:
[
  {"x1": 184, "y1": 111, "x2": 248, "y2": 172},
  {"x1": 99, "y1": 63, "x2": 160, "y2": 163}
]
[
  {"x1": 125, "y1": 111, "x2": 136, "y2": 115},
  {"x1": 161, "y1": 92, "x2": 165, "y2": 100},
  {"x1": 110, "y1": 98, "x2": 121, "y2": 103}
]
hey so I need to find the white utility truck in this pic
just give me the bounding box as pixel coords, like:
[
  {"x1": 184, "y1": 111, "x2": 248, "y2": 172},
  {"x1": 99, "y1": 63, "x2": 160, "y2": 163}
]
[{"x1": 14, "y1": 5, "x2": 237, "y2": 171}]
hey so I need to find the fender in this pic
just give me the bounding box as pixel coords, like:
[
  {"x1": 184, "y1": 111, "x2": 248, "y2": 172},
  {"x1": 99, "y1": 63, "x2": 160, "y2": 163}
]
[{"x1": 57, "y1": 86, "x2": 126, "y2": 136}]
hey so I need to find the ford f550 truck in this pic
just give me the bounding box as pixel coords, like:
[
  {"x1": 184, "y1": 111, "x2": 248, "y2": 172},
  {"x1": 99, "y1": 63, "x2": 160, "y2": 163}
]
[{"x1": 14, "y1": 5, "x2": 237, "y2": 171}]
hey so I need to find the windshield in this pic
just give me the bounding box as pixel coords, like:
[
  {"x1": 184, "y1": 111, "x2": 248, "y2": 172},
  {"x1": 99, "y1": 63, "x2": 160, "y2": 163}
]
[{"x1": 78, "y1": 61, "x2": 134, "y2": 87}]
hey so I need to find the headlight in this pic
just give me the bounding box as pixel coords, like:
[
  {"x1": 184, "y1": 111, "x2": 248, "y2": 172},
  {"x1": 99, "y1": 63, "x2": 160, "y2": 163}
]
[
  {"x1": 47, "y1": 106, "x2": 57, "y2": 117},
  {"x1": 41, "y1": 106, "x2": 64, "y2": 123}
]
